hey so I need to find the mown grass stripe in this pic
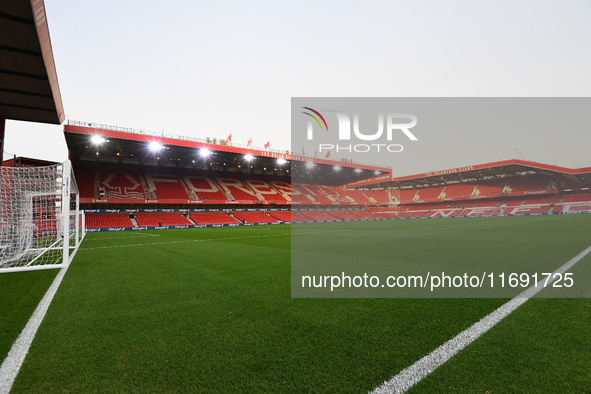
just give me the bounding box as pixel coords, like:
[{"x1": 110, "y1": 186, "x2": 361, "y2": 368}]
[
  {"x1": 0, "y1": 247, "x2": 81, "y2": 394},
  {"x1": 370, "y1": 244, "x2": 591, "y2": 394},
  {"x1": 80, "y1": 229, "x2": 348, "y2": 250}
]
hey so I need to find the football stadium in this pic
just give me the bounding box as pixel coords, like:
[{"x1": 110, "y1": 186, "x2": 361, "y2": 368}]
[{"x1": 1, "y1": 1, "x2": 591, "y2": 393}]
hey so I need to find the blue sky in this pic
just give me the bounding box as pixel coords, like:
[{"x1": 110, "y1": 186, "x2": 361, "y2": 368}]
[{"x1": 4, "y1": 0, "x2": 591, "y2": 175}]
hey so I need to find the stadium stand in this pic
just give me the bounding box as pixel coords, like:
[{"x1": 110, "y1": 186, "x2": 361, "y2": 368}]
[
  {"x1": 144, "y1": 173, "x2": 190, "y2": 200},
  {"x1": 64, "y1": 126, "x2": 591, "y2": 229},
  {"x1": 99, "y1": 170, "x2": 146, "y2": 199},
  {"x1": 290, "y1": 211, "x2": 314, "y2": 222},
  {"x1": 232, "y1": 211, "x2": 279, "y2": 223},
  {"x1": 440, "y1": 183, "x2": 477, "y2": 200},
  {"x1": 297, "y1": 211, "x2": 339, "y2": 221},
  {"x1": 135, "y1": 213, "x2": 193, "y2": 227},
  {"x1": 562, "y1": 204, "x2": 591, "y2": 213},
  {"x1": 472, "y1": 178, "x2": 507, "y2": 197},
  {"x1": 183, "y1": 175, "x2": 229, "y2": 201},
  {"x1": 505, "y1": 174, "x2": 556, "y2": 195},
  {"x1": 189, "y1": 212, "x2": 242, "y2": 225},
  {"x1": 342, "y1": 189, "x2": 372, "y2": 204},
  {"x1": 76, "y1": 169, "x2": 96, "y2": 198},
  {"x1": 215, "y1": 177, "x2": 258, "y2": 201},
  {"x1": 86, "y1": 213, "x2": 134, "y2": 229},
  {"x1": 267, "y1": 211, "x2": 292, "y2": 222},
  {"x1": 245, "y1": 180, "x2": 290, "y2": 203},
  {"x1": 561, "y1": 193, "x2": 591, "y2": 203}
]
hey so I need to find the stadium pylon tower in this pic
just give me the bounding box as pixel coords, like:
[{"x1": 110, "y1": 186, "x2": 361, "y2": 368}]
[{"x1": 0, "y1": 0, "x2": 85, "y2": 272}]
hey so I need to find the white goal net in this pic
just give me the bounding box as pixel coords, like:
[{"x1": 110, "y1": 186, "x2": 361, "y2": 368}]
[{"x1": 0, "y1": 160, "x2": 85, "y2": 272}]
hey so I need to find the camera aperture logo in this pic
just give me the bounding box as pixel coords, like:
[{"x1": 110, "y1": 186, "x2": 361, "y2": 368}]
[{"x1": 302, "y1": 107, "x2": 418, "y2": 153}]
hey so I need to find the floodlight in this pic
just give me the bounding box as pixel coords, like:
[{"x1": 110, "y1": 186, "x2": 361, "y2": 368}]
[
  {"x1": 149, "y1": 142, "x2": 163, "y2": 151},
  {"x1": 200, "y1": 148, "x2": 212, "y2": 157},
  {"x1": 91, "y1": 135, "x2": 106, "y2": 145},
  {"x1": 305, "y1": 161, "x2": 315, "y2": 169},
  {"x1": 374, "y1": 171, "x2": 381, "y2": 175},
  {"x1": 334, "y1": 165, "x2": 342, "y2": 171},
  {"x1": 355, "y1": 168, "x2": 363, "y2": 173},
  {"x1": 276, "y1": 158, "x2": 288, "y2": 165},
  {"x1": 244, "y1": 154, "x2": 254, "y2": 161}
]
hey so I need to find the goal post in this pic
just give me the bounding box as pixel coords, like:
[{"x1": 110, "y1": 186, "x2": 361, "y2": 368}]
[{"x1": 0, "y1": 160, "x2": 85, "y2": 273}]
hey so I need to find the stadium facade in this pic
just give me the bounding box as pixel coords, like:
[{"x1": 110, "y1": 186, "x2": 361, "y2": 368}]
[{"x1": 56, "y1": 121, "x2": 591, "y2": 232}]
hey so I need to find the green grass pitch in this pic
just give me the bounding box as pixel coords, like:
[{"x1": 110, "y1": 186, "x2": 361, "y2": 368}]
[{"x1": 1, "y1": 214, "x2": 590, "y2": 392}]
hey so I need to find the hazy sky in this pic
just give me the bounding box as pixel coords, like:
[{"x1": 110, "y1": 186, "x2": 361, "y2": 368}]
[{"x1": 4, "y1": 0, "x2": 591, "y2": 176}]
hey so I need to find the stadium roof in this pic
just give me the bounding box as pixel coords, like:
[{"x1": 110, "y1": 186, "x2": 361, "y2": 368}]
[
  {"x1": 64, "y1": 121, "x2": 392, "y2": 185},
  {"x1": 352, "y1": 159, "x2": 591, "y2": 189},
  {"x1": 2, "y1": 156, "x2": 57, "y2": 167},
  {"x1": 0, "y1": 0, "x2": 64, "y2": 124}
]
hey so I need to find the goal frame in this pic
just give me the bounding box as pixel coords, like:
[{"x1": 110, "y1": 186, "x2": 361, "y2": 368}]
[{"x1": 0, "y1": 160, "x2": 85, "y2": 273}]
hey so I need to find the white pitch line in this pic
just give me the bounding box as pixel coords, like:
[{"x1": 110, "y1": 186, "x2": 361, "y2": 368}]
[
  {"x1": 370, "y1": 244, "x2": 591, "y2": 394},
  {"x1": 0, "y1": 246, "x2": 81, "y2": 394},
  {"x1": 80, "y1": 229, "x2": 349, "y2": 250},
  {"x1": 83, "y1": 233, "x2": 161, "y2": 241}
]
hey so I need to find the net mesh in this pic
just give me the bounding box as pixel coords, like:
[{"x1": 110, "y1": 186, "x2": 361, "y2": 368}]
[{"x1": 0, "y1": 162, "x2": 84, "y2": 271}]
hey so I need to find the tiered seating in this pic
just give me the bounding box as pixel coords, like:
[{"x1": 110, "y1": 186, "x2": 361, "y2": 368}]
[
  {"x1": 245, "y1": 180, "x2": 289, "y2": 202},
  {"x1": 189, "y1": 212, "x2": 241, "y2": 225},
  {"x1": 343, "y1": 190, "x2": 372, "y2": 204},
  {"x1": 504, "y1": 199, "x2": 524, "y2": 207},
  {"x1": 290, "y1": 186, "x2": 314, "y2": 204},
  {"x1": 365, "y1": 207, "x2": 399, "y2": 218},
  {"x1": 473, "y1": 179, "x2": 507, "y2": 197},
  {"x1": 290, "y1": 211, "x2": 313, "y2": 222},
  {"x1": 215, "y1": 177, "x2": 258, "y2": 201},
  {"x1": 556, "y1": 176, "x2": 583, "y2": 190},
  {"x1": 320, "y1": 186, "x2": 352, "y2": 204},
  {"x1": 232, "y1": 211, "x2": 278, "y2": 223},
  {"x1": 362, "y1": 211, "x2": 391, "y2": 219},
  {"x1": 562, "y1": 204, "x2": 591, "y2": 213},
  {"x1": 427, "y1": 209, "x2": 463, "y2": 218},
  {"x1": 269, "y1": 181, "x2": 296, "y2": 202},
  {"x1": 506, "y1": 205, "x2": 550, "y2": 214},
  {"x1": 561, "y1": 193, "x2": 591, "y2": 203},
  {"x1": 296, "y1": 185, "x2": 333, "y2": 204},
  {"x1": 399, "y1": 189, "x2": 420, "y2": 204},
  {"x1": 397, "y1": 211, "x2": 427, "y2": 218},
  {"x1": 416, "y1": 186, "x2": 446, "y2": 201},
  {"x1": 441, "y1": 183, "x2": 477, "y2": 200},
  {"x1": 298, "y1": 211, "x2": 339, "y2": 221},
  {"x1": 144, "y1": 173, "x2": 190, "y2": 200},
  {"x1": 85, "y1": 214, "x2": 134, "y2": 229},
  {"x1": 183, "y1": 176, "x2": 228, "y2": 201},
  {"x1": 465, "y1": 200, "x2": 502, "y2": 208},
  {"x1": 506, "y1": 175, "x2": 554, "y2": 195},
  {"x1": 361, "y1": 190, "x2": 391, "y2": 204},
  {"x1": 75, "y1": 169, "x2": 95, "y2": 198},
  {"x1": 461, "y1": 207, "x2": 502, "y2": 216},
  {"x1": 327, "y1": 211, "x2": 356, "y2": 220},
  {"x1": 135, "y1": 213, "x2": 192, "y2": 227},
  {"x1": 268, "y1": 211, "x2": 292, "y2": 222},
  {"x1": 100, "y1": 170, "x2": 145, "y2": 199},
  {"x1": 347, "y1": 210, "x2": 369, "y2": 219},
  {"x1": 519, "y1": 194, "x2": 560, "y2": 204}
]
